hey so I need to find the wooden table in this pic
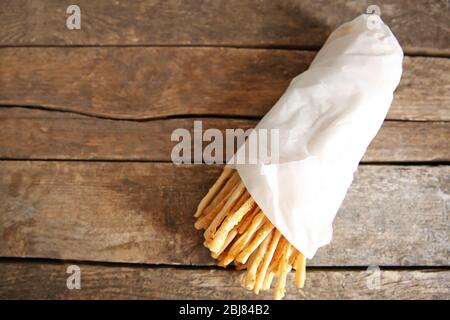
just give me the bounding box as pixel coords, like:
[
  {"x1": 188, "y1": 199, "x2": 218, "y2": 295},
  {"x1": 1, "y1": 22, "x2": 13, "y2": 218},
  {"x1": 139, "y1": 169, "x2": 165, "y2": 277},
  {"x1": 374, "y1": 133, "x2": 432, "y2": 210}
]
[{"x1": 0, "y1": 0, "x2": 449, "y2": 299}]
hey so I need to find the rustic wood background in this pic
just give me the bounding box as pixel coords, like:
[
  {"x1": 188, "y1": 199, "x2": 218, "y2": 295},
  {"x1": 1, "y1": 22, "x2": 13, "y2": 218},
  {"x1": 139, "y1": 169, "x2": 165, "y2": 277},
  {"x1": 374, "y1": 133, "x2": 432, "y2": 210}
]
[{"x1": 0, "y1": 0, "x2": 449, "y2": 299}]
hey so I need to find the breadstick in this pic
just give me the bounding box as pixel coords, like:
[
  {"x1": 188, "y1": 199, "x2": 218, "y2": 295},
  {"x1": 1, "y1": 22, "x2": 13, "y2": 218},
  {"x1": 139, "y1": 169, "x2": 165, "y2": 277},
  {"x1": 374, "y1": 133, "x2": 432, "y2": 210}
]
[
  {"x1": 289, "y1": 250, "x2": 299, "y2": 268},
  {"x1": 268, "y1": 237, "x2": 287, "y2": 272},
  {"x1": 203, "y1": 171, "x2": 239, "y2": 215},
  {"x1": 274, "y1": 244, "x2": 293, "y2": 300},
  {"x1": 229, "y1": 190, "x2": 250, "y2": 212},
  {"x1": 211, "y1": 227, "x2": 238, "y2": 259},
  {"x1": 262, "y1": 271, "x2": 275, "y2": 291},
  {"x1": 244, "y1": 230, "x2": 272, "y2": 290},
  {"x1": 234, "y1": 248, "x2": 257, "y2": 273},
  {"x1": 194, "y1": 167, "x2": 233, "y2": 217},
  {"x1": 238, "y1": 206, "x2": 259, "y2": 234},
  {"x1": 220, "y1": 211, "x2": 265, "y2": 266},
  {"x1": 194, "y1": 170, "x2": 310, "y2": 299},
  {"x1": 203, "y1": 182, "x2": 245, "y2": 241},
  {"x1": 234, "y1": 261, "x2": 247, "y2": 271},
  {"x1": 194, "y1": 188, "x2": 233, "y2": 230},
  {"x1": 202, "y1": 190, "x2": 248, "y2": 232},
  {"x1": 253, "y1": 230, "x2": 281, "y2": 294},
  {"x1": 295, "y1": 252, "x2": 306, "y2": 288},
  {"x1": 236, "y1": 221, "x2": 274, "y2": 264},
  {"x1": 207, "y1": 196, "x2": 255, "y2": 253}
]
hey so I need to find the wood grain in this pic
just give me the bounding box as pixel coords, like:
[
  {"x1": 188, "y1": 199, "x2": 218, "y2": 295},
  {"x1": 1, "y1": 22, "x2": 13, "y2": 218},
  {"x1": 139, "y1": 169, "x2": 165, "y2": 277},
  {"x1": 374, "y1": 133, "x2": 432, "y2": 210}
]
[
  {"x1": 0, "y1": 162, "x2": 448, "y2": 266},
  {"x1": 0, "y1": 0, "x2": 448, "y2": 300},
  {"x1": 0, "y1": 261, "x2": 448, "y2": 299},
  {"x1": 0, "y1": 48, "x2": 448, "y2": 121},
  {"x1": 0, "y1": 108, "x2": 449, "y2": 162},
  {"x1": 0, "y1": 0, "x2": 449, "y2": 56}
]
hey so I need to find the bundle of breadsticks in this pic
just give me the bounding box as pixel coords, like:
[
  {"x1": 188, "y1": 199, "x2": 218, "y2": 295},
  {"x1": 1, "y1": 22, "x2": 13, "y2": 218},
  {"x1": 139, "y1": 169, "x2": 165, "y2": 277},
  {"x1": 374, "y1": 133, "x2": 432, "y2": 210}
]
[
  {"x1": 194, "y1": 167, "x2": 305, "y2": 299},
  {"x1": 193, "y1": 14, "x2": 403, "y2": 299}
]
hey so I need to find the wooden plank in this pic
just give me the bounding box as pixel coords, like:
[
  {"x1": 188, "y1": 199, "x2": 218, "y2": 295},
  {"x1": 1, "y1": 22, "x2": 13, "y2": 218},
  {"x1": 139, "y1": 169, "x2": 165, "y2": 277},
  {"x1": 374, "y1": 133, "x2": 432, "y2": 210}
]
[
  {"x1": 0, "y1": 48, "x2": 448, "y2": 121},
  {"x1": 0, "y1": 261, "x2": 448, "y2": 299},
  {"x1": 0, "y1": 108, "x2": 449, "y2": 162},
  {"x1": 0, "y1": 162, "x2": 448, "y2": 266},
  {"x1": 0, "y1": 0, "x2": 448, "y2": 56},
  {"x1": 364, "y1": 121, "x2": 450, "y2": 162}
]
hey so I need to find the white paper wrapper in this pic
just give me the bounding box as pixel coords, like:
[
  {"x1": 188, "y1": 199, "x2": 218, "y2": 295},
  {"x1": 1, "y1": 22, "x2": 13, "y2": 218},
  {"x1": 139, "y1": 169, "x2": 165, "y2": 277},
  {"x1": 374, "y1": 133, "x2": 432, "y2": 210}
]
[{"x1": 229, "y1": 14, "x2": 403, "y2": 259}]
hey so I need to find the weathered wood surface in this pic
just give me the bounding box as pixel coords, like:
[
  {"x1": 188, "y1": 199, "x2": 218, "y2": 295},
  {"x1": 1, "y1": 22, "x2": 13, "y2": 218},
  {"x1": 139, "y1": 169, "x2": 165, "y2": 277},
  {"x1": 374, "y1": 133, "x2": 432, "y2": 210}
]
[
  {"x1": 0, "y1": 162, "x2": 448, "y2": 266},
  {"x1": 0, "y1": 0, "x2": 448, "y2": 301},
  {"x1": 0, "y1": 261, "x2": 448, "y2": 300},
  {"x1": 0, "y1": 48, "x2": 448, "y2": 121},
  {"x1": 0, "y1": 108, "x2": 449, "y2": 162},
  {"x1": 1, "y1": 0, "x2": 449, "y2": 56}
]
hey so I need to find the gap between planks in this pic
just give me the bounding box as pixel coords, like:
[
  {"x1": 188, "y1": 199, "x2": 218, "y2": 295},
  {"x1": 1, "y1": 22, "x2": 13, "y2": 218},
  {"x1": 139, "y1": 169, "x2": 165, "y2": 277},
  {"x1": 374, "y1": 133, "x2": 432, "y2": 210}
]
[
  {"x1": 1, "y1": 256, "x2": 449, "y2": 272},
  {"x1": 0, "y1": 44, "x2": 449, "y2": 59},
  {"x1": 0, "y1": 104, "x2": 449, "y2": 123}
]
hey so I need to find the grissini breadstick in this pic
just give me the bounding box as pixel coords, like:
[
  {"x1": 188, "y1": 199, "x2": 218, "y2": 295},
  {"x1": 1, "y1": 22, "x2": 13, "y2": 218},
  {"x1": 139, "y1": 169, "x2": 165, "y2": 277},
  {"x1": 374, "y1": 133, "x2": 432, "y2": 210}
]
[
  {"x1": 236, "y1": 221, "x2": 274, "y2": 264},
  {"x1": 268, "y1": 237, "x2": 287, "y2": 273},
  {"x1": 203, "y1": 182, "x2": 245, "y2": 241},
  {"x1": 194, "y1": 189, "x2": 232, "y2": 230},
  {"x1": 212, "y1": 227, "x2": 238, "y2": 259},
  {"x1": 208, "y1": 196, "x2": 255, "y2": 253},
  {"x1": 244, "y1": 232, "x2": 272, "y2": 290},
  {"x1": 220, "y1": 211, "x2": 266, "y2": 266},
  {"x1": 194, "y1": 167, "x2": 233, "y2": 218},
  {"x1": 274, "y1": 243, "x2": 293, "y2": 300},
  {"x1": 254, "y1": 230, "x2": 281, "y2": 294},
  {"x1": 295, "y1": 253, "x2": 307, "y2": 288},
  {"x1": 262, "y1": 271, "x2": 275, "y2": 291},
  {"x1": 238, "y1": 206, "x2": 259, "y2": 234},
  {"x1": 195, "y1": 168, "x2": 307, "y2": 299},
  {"x1": 202, "y1": 171, "x2": 239, "y2": 216}
]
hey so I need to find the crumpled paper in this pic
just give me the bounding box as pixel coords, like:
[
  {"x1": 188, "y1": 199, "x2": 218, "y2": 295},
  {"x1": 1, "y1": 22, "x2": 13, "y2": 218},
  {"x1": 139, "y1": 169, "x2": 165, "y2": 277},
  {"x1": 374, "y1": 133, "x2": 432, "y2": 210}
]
[{"x1": 229, "y1": 14, "x2": 403, "y2": 258}]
